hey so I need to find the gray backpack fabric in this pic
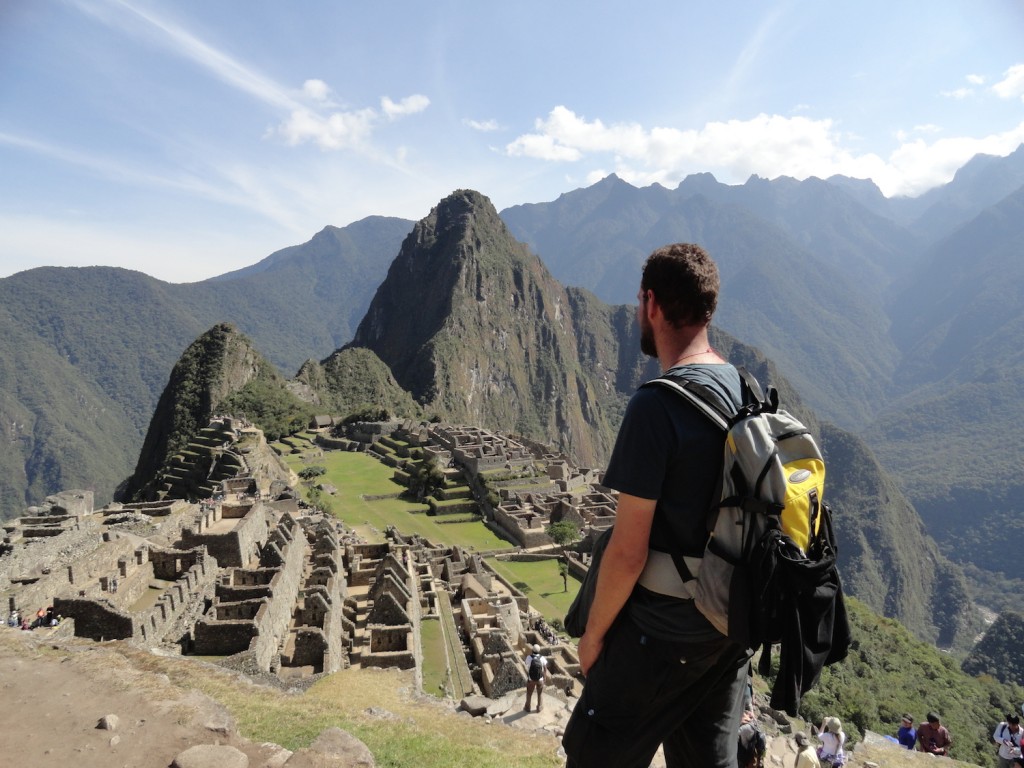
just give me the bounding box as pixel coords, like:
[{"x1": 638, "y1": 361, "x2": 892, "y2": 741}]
[{"x1": 645, "y1": 368, "x2": 850, "y2": 715}]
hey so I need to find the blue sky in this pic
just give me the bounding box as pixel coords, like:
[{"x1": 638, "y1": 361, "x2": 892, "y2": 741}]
[{"x1": 2, "y1": 1, "x2": 1023, "y2": 282}]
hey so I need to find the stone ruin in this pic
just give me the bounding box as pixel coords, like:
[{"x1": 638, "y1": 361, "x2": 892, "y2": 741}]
[{"x1": 1, "y1": 417, "x2": 596, "y2": 706}]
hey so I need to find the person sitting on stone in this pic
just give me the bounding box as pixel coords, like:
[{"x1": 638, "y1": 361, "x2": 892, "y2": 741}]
[
  {"x1": 794, "y1": 732, "x2": 820, "y2": 768},
  {"x1": 817, "y1": 716, "x2": 846, "y2": 767},
  {"x1": 897, "y1": 713, "x2": 917, "y2": 749},
  {"x1": 918, "y1": 712, "x2": 952, "y2": 756}
]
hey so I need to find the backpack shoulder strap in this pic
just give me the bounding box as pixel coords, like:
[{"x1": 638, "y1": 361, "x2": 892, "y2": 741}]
[
  {"x1": 637, "y1": 368, "x2": 740, "y2": 594},
  {"x1": 644, "y1": 366, "x2": 773, "y2": 429},
  {"x1": 643, "y1": 375, "x2": 732, "y2": 431}
]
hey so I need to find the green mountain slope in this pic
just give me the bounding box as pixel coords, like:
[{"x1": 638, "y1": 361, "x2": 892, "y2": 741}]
[
  {"x1": 501, "y1": 176, "x2": 901, "y2": 429},
  {"x1": 123, "y1": 323, "x2": 308, "y2": 500},
  {"x1": 800, "y1": 598, "x2": 1023, "y2": 768},
  {"x1": 0, "y1": 217, "x2": 409, "y2": 519},
  {"x1": 869, "y1": 187, "x2": 1024, "y2": 595},
  {"x1": 962, "y1": 611, "x2": 1024, "y2": 686}
]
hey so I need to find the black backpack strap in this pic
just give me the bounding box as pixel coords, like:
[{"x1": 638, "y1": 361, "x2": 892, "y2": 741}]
[{"x1": 640, "y1": 371, "x2": 739, "y2": 586}]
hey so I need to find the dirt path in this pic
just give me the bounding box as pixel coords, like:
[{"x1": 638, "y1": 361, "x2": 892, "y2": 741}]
[{"x1": 0, "y1": 629, "x2": 285, "y2": 768}]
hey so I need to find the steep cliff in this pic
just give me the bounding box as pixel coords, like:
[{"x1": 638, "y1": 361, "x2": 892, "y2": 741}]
[{"x1": 347, "y1": 189, "x2": 627, "y2": 467}]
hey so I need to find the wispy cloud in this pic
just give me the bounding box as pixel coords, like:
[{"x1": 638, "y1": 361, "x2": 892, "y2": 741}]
[
  {"x1": 506, "y1": 106, "x2": 1024, "y2": 196},
  {"x1": 992, "y1": 63, "x2": 1024, "y2": 100},
  {"x1": 941, "y1": 87, "x2": 973, "y2": 100},
  {"x1": 0, "y1": 131, "x2": 310, "y2": 231},
  {"x1": 72, "y1": 0, "x2": 301, "y2": 112},
  {"x1": 72, "y1": 0, "x2": 429, "y2": 153},
  {"x1": 464, "y1": 118, "x2": 500, "y2": 132},
  {"x1": 381, "y1": 95, "x2": 430, "y2": 119}
]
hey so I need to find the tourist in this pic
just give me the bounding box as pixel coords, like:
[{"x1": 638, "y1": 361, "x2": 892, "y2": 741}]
[
  {"x1": 918, "y1": 712, "x2": 952, "y2": 756},
  {"x1": 523, "y1": 644, "x2": 549, "y2": 713},
  {"x1": 794, "y1": 732, "x2": 820, "y2": 768},
  {"x1": 561, "y1": 244, "x2": 750, "y2": 767},
  {"x1": 817, "y1": 716, "x2": 846, "y2": 766},
  {"x1": 897, "y1": 713, "x2": 917, "y2": 749},
  {"x1": 994, "y1": 713, "x2": 1023, "y2": 768}
]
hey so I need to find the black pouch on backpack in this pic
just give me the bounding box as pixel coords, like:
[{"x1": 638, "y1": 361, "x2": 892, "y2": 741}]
[{"x1": 564, "y1": 527, "x2": 613, "y2": 638}]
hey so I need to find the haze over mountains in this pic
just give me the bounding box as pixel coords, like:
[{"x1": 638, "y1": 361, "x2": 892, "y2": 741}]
[{"x1": 3, "y1": 145, "x2": 1024, "y2": 633}]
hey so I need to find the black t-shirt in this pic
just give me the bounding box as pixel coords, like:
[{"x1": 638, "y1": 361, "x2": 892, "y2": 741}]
[{"x1": 603, "y1": 363, "x2": 742, "y2": 642}]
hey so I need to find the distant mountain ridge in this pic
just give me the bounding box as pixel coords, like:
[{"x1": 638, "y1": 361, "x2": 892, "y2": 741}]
[{"x1": 3, "y1": 146, "x2": 1024, "y2": 629}]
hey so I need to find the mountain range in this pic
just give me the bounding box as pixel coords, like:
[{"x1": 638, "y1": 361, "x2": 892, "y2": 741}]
[{"x1": 3, "y1": 145, "x2": 1024, "y2": 641}]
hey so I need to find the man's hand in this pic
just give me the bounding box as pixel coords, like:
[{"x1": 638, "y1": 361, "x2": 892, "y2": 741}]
[{"x1": 578, "y1": 630, "x2": 604, "y2": 675}]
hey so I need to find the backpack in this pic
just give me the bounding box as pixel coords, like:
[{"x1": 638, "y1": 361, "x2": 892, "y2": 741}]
[
  {"x1": 738, "y1": 724, "x2": 767, "y2": 768},
  {"x1": 644, "y1": 367, "x2": 851, "y2": 714},
  {"x1": 528, "y1": 654, "x2": 545, "y2": 681}
]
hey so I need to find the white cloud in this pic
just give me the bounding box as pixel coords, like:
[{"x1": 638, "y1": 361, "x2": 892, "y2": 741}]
[
  {"x1": 992, "y1": 64, "x2": 1024, "y2": 100},
  {"x1": 966, "y1": 74, "x2": 985, "y2": 85},
  {"x1": 302, "y1": 79, "x2": 332, "y2": 102},
  {"x1": 276, "y1": 107, "x2": 377, "y2": 151},
  {"x1": 381, "y1": 94, "x2": 430, "y2": 119},
  {"x1": 464, "y1": 118, "x2": 500, "y2": 132},
  {"x1": 941, "y1": 87, "x2": 973, "y2": 100},
  {"x1": 271, "y1": 91, "x2": 431, "y2": 151},
  {"x1": 505, "y1": 106, "x2": 1024, "y2": 197},
  {"x1": 74, "y1": 2, "x2": 428, "y2": 156}
]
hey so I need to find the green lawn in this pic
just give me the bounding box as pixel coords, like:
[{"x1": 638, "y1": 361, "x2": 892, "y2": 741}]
[
  {"x1": 420, "y1": 618, "x2": 448, "y2": 698},
  {"x1": 283, "y1": 450, "x2": 513, "y2": 551},
  {"x1": 485, "y1": 557, "x2": 579, "y2": 627}
]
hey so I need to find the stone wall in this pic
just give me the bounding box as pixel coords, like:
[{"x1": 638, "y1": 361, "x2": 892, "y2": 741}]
[
  {"x1": 52, "y1": 597, "x2": 133, "y2": 640},
  {"x1": 180, "y1": 502, "x2": 269, "y2": 568},
  {"x1": 135, "y1": 548, "x2": 217, "y2": 645},
  {"x1": 191, "y1": 512, "x2": 308, "y2": 672}
]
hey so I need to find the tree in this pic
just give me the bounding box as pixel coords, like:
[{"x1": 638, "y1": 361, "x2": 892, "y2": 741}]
[
  {"x1": 298, "y1": 465, "x2": 326, "y2": 480},
  {"x1": 409, "y1": 456, "x2": 446, "y2": 502},
  {"x1": 547, "y1": 520, "x2": 580, "y2": 552},
  {"x1": 558, "y1": 559, "x2": 569, "y2": 592}
]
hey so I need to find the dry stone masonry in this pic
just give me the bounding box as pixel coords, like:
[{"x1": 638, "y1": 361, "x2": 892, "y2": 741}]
[{"x1": 1, "y1": 416, "x2": 626, "y2": 710}]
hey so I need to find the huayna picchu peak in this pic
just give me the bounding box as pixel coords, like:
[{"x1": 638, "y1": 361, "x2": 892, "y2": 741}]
[{"x1": 347, "y1": 189, "x2": 627, "y2": 468}]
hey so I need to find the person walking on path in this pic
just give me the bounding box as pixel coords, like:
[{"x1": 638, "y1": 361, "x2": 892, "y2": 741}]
[
  {"x1": 561, "y1": 243, "x2": 751, "y2": 768},
  {"x1": 523, "y1": 644, "x2": 548, "y2": 713}
]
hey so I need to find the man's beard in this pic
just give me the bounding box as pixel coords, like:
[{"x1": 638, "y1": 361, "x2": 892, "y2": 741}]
[{"x1": 640, "y1": 319, "x2": 657, "y2": 358}]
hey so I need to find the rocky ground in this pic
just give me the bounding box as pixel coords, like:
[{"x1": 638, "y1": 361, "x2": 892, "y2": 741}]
[
  {"x1": 0, "y1": 626, "x2": 979, "y2": 768},
  {"x1": 0, "y1": 629, "x2": 369, "y2": 768}
]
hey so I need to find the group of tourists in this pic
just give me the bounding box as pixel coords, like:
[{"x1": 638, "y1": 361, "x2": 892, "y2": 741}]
[
  {"x1": 533, "y1": 617, "x2": 557, "y2": 645},
  {"x1": 791, "y1": 716, "x2": 847, "y2": 768},
  {"x1": 3, "y1": 606, "x2": 62, "y2": 630},
  {"x1": 890, "y1": 711, "x2": 953, "y2": 755}
]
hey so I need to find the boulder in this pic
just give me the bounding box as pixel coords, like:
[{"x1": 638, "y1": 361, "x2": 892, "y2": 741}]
[
  {"x1": 283, "y1": 727, "x2": 374, "y2": 767},
  {"x1": 172, "y1": 744, "x2": 249, "y2": 768},
  {"x1": 459, "y1": 694, "x2": 492, "y2": 717}
]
